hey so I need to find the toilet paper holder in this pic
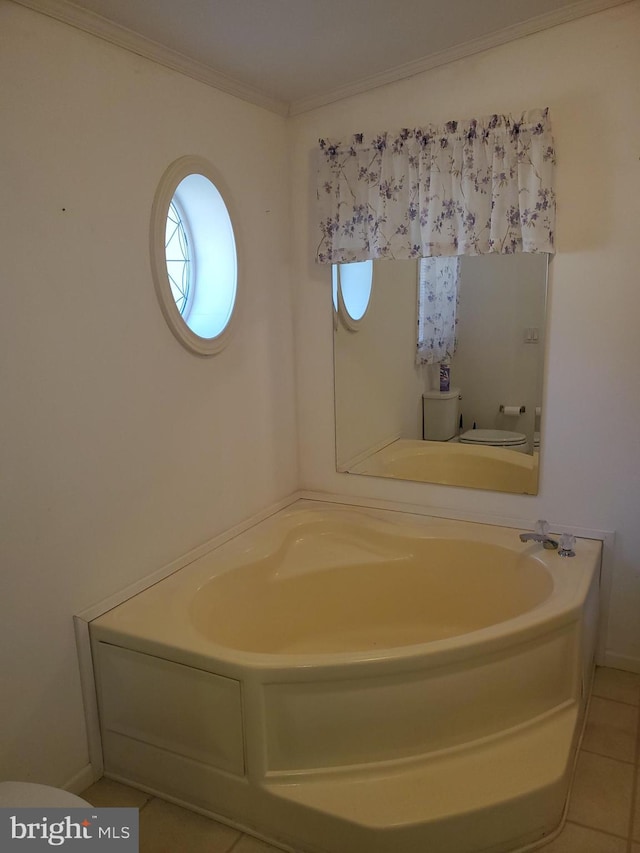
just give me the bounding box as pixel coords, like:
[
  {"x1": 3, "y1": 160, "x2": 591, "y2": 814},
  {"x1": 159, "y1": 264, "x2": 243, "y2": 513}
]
[{"x1": 500, "y1": 404, "x2": 526, "y2": 414}]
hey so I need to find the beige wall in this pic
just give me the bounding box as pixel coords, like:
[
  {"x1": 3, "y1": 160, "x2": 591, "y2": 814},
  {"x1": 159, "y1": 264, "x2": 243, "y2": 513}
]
[
  {"x1": 0, "y1": 3, "x2": 296, "y2": 786},
  {"x1": 334, "y1": 259, "x2": 422, "y2": 466},
  {"x1": 292, "y1": 4, "x2": 640, "y2": 668}
]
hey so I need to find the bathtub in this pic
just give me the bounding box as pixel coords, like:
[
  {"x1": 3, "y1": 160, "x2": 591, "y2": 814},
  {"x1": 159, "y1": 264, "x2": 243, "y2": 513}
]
[
  {"x1": 90, "y1": 501, "x2": 601, "y2": 853},
  {"x1": 350, "y1": 439, "x2": 539, "y2": 493}
]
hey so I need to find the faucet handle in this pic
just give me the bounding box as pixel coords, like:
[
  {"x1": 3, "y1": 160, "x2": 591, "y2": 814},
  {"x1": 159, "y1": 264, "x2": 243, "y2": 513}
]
[
  {"x1": 534, "y1": 519, "x2": 550, "y2": 537},
  {"x1": 559, "y1": 533, "x2": 576, "y2": 557}
]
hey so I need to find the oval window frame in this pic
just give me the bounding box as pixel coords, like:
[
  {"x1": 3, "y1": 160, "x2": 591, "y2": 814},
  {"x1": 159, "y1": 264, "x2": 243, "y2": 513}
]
[{"x1": 150, "y1": 155, "x2": 239, "y2": 356}]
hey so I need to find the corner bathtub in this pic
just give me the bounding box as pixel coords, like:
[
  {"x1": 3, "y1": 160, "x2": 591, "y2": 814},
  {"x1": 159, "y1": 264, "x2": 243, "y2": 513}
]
[
  {"x1": 90, "y1": 501, "x2": 601, "y2": 853},
  {"x1": 350, "y1": 438, "x2": 539, "y2": 493}
]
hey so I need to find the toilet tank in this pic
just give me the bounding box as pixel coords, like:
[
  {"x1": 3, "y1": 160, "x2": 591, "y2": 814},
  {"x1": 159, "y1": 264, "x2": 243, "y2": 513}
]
[{"x1": 423, "y1": 388, "x2": 460, "y2": 441}]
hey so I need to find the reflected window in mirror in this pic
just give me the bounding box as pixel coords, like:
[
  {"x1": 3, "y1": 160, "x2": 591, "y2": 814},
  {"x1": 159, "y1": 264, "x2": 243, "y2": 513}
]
[{"x1": 332, "y1": 261, "x2": 373, "y2": 331}]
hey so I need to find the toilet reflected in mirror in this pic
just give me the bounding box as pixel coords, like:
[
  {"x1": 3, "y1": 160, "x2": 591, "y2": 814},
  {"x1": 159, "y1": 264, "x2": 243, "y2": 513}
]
[{"x1": 458, "y1": 429, "x2": 528, "y2": 453}]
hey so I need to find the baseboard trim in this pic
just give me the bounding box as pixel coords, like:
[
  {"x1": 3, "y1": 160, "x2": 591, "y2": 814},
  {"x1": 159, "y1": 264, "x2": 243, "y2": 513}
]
[
  {"x1": 64, "y1": 763, "x2": 96, "y2": 796},
  {"x1": 601, "y1": 652, "x2": 640, "y2": 675}
]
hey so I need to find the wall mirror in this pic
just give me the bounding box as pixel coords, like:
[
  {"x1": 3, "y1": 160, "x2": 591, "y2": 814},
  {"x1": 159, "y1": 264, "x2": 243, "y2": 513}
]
[{"x1": 333, "y1": 254, "x2": 549, "y2": 495}]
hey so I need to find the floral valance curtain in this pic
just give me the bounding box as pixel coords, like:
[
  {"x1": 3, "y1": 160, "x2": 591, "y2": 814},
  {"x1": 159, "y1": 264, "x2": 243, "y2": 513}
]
[
  {"x1": 316, "y1": 108, "x2": 555, "y2": 263},
  {"x1": 416, "y1": 257, "x2": 459, "y2": 366}
]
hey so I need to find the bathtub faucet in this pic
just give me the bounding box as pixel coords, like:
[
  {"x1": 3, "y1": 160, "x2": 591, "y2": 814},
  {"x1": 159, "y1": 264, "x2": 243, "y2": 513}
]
[{"x1": 519, "y1": 520, "x2": 558, "y2": 550}]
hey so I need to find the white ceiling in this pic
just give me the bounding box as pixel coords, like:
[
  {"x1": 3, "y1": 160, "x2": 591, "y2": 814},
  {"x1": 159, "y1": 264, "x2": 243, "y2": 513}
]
[{"x1": 14, "y1": 0, "x2": 630, "y2": 114}]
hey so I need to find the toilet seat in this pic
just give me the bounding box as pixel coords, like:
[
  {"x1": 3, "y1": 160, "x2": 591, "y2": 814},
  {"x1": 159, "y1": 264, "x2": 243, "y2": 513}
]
[
  {"x1": 0, "y1": 782, "x2": 91, "y2": 807},
  {"x1": 459, "y1": 429, "x2": 528, "y2": 450}
]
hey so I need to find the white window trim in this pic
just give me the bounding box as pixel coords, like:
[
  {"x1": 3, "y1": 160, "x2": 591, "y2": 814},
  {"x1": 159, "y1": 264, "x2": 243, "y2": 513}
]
[{"x1": 150, "y1": 155, "x2": 240, "y2": 357}]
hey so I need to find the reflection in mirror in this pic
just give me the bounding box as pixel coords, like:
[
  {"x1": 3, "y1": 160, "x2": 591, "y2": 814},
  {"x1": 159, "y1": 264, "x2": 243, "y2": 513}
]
[
  {"x1": 333, "y1": 260, "x2": 373, "y2": 331},
  {"x1": 334, "y1": 254, "x2": 548, "y2": 494}
]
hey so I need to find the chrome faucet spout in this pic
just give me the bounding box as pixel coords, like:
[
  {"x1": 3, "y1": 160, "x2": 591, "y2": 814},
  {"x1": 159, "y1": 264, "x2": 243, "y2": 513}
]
[
  {"x1": 519, "y1": 532, "x2": 558, "y2": 550},
  {"x1": 519, "y1": 520, "x2": 558, "y2": 549}
]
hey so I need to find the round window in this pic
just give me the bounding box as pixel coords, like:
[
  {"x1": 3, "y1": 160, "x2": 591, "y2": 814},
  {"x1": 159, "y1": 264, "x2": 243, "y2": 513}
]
[
  {"x1": 333, "y1": 260, "x2": 373, "y2": 330},
  {"x1": 151, "y1": 156, "x2": 238, "y2": 355}
]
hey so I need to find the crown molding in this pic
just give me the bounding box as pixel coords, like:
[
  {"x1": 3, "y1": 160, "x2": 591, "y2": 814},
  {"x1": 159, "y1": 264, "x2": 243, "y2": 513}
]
[
  {"x1": 288, "y1": 0, "x2": 633, "y2": 115},
  {"x1": 9, "y1": 0, "x2": 289, "y2": 116},
  {"x1": 10, "y1": 0, "x2": 633, "y2": 118}
]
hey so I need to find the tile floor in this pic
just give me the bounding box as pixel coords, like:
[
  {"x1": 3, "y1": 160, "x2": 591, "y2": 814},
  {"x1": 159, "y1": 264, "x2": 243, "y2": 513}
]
[{"x1": 81, "y1": 666, "x2": 640, "y2": 853}]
